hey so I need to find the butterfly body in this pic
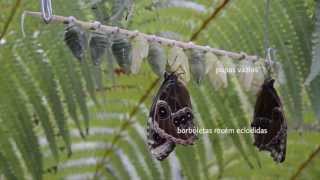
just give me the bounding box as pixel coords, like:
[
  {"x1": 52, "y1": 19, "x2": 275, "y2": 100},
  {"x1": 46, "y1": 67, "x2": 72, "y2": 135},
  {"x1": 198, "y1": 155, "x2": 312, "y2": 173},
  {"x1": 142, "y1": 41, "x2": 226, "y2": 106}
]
[
  {"x1": 251, "y1": 78, "x2": 287, "y2": 163},
  {"x1": 147, "y1": 73, "x2": 197, "y2": 160}
]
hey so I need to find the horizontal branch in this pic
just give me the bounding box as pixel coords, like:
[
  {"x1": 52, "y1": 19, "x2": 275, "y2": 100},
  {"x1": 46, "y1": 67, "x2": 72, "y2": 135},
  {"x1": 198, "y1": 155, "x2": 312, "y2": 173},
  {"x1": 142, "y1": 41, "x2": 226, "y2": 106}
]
[{"x1": 24, "y1": 11, "x2": 260, "y2": 62}]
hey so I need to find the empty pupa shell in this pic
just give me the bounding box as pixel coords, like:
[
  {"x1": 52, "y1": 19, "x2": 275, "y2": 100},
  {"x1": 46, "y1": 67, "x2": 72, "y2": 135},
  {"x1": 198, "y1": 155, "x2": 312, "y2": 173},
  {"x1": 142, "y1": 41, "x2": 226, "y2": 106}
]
[
  {"x1": 147, "y1": 42, "x2": 166, "y2": 77},
  {"x1": 238, "y1": 59, "x2": 254, "y2": 91},
  {"x1": 131, "y1": 35, "x2": 149, "y2": 74},
  {"x1": 221, "y1": 55, "x2": 237, "y2": 74},
  {"x1": 204, "y1": 52, "x2": 219, "y2": 74},
  {"x1": 207, "y1": 56, "x2": 228, "y2": 90},
  {"x1": 111, "y1": 34, "x2": 132, "y2": 74},
  {"x1": 188, "y1": 49, "x2": 205, "y2": 84},
  {"x1": 167, "y1": 46, "x2": 190, "y2": 82}
]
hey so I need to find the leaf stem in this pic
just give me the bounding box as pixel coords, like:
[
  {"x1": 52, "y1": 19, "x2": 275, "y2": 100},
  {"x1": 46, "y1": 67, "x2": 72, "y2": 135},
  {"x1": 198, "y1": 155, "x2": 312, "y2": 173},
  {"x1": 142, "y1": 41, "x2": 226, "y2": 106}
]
[
  {"x1": 290, "y1": 144, "x2": 320, "y2": 180},
  {"x1": 190, "y1": 0, "x2": 230, "y2": 41},
  {"x1": 0, "y1": 0, "x2": 22, "y2": 40}
]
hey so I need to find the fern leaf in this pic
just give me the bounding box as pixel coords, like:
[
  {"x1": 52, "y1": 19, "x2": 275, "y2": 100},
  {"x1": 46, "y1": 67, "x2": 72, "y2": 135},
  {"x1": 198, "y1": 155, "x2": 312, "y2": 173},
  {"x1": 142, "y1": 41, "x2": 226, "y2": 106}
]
[
  {"x1": 189, "y1": 83, "x2": 224, "y2": 177},
  {"x1": 18, "y1": 39, "x2": 75, "y2": 155},
  {"x1": 227, "y1": 77, "x2": 261, "y2": 167},
  {"x1": 0, "y1": 77, "x2": 43, "y2": 180},
  {"x1": 110, "y1": 0, "x2": 133, "y2": 24},
  {"x1": 305, "y1": 0, "x2": 320, "y2": 85},
  {"x1": 203, "y1": 80, "x2": 254, "y2": 169},
  {"x1": 80, "y1": 57, "x2": 98, "y2": 105},
  {"x1": 0, "y1": 127, "x2": 24, "y2": 180},
  {"x1": 0, "y1": 152, "x2": 18, "y2": 180},
  {"x1": 175, "y1": 146, "x2": 201, "y2": 180},
  {"x1": 10, "y1": 52, "x2": 60, "y2": 161},
  {"x1": 66, "y1": 58, "x2": 89, "y2": 136},
  {"x1": 76, "y1": 61, "x2": 94, "y2": 134},
  {"x1": 91, "y1": 0, "x2": 110, "y2": 24}
]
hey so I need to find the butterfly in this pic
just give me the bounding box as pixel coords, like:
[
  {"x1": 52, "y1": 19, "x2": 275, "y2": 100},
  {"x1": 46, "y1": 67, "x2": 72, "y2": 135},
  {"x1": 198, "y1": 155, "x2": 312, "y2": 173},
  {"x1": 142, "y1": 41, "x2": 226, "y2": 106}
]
[
  {"x1": 251, "y1": 78, "x2": 287, "y2": 163},
  {"x1": 147, "y1": 72, "x2": 197, "y2": 160}
]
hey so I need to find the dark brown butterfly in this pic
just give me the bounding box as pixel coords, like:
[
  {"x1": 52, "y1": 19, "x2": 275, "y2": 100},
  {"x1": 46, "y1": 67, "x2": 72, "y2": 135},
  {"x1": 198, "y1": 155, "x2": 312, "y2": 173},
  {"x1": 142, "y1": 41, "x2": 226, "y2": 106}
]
[
  {"x1": 251, "y1": 78, "x2": 287, "y2": 163},
  {"x1": 147, "y1": 72, "x2": 197, "y2": 160}
]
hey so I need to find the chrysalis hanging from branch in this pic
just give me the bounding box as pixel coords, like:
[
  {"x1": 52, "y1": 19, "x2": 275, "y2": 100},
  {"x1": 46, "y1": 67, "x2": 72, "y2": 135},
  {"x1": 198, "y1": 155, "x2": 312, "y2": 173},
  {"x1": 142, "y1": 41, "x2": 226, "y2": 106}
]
[
  {"x1": 188, "y1": 49, "x2": 205, "y2": 84},
  {"x1": 147, "y1": 42, "x2": 166, "y2": 77},
  {"x1": 130, "y1": 34, "x2": 149, "y2": 74},
  {"x1": 167, "y1": 46, "x2": 190, "y2": 82},
  {"x1": 206, "y1": 53, "x2": 228, "y2": 90},
  {"x1": 89, "y1": 31, "x2": 110, "y2": 66},
  {"x1": 204, "y1": 51, "x2": 219, "y2": 74},
  {"x1": 64, "y1": 20, "x2": 87, "y2": 61},
  {"x1": 111, "y1": 34, "x2": 132, "y2": 74},
  {"x1": 238, "y1": 59, "x2": 254, "y2": 92},
  {"x1": 25, "y1": 11, "x2": 260, "y2": 63}
]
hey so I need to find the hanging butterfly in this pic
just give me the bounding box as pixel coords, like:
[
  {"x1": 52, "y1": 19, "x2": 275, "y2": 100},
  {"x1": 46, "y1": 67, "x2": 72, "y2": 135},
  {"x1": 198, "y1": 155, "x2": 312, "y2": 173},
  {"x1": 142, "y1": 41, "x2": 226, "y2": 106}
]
[
  {"x1": 147, "y1": 72, "x2": 197, "y2": 160},
  {"x1": 251, "y1": 48, "x2": 287, "y2": 163}
]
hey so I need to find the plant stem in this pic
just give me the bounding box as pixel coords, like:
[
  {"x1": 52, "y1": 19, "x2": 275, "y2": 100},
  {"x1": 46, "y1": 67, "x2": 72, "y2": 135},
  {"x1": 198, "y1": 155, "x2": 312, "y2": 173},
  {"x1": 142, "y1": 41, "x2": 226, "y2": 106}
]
[
  {"x1": 24, "y1": 11, "x2": 260, "y2": 62},
  {"x1": 190, "y1": 0, "x2": 230, "y2": 41},
  {"x1": 290, "y1": 144, "x2": 320, "y2": 180},
  {"x1": 0, "y1": 0, "x2": 22, "y2": 40}
]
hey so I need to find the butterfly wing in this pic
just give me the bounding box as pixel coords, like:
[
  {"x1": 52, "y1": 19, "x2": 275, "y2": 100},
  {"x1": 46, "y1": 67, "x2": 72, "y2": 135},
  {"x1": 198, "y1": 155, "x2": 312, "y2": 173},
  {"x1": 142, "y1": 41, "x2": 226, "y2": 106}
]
[
  {"x1": 153, "y1": 73, "x2": 197, "y2": 144},
  {"x1": 147, "y1": 76, "x2": 176, "y2": 161},
  {"x1": 269, "y1": 107, "x2": 287, "y2": 162},
  {"x1": 147, "y1": 73, "x2": 197, "y2": 160},
  {"x1": 146, "y1": 117, "x2": 175, "y2": 161},
  {"x1": 251, "y1": 79, "x2": 287, "y2": 163}
]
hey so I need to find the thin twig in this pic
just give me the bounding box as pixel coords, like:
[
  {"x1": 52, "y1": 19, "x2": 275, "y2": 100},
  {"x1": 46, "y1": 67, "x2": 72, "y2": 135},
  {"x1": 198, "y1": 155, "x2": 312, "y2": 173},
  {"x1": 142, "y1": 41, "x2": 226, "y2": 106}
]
[
  {"x1": 93, "y1": 77, "x2": 160, "y2": 179},
  {"x1": 0, "y1": 0, "x2": 22, "y2": 40},
  {"x1": 190, "y1": 0, "x2": 230, "y2": 41},
  {"x1": 24, "y1": 11, "x2": 259, "y2": 62},
  {"x1": 290, "y1": 144, "x2": 320, "y2": 180}
]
